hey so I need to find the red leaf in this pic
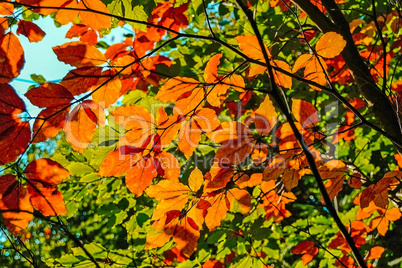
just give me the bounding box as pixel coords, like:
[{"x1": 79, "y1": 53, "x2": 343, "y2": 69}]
[
  {"x1": 120, "y1": 145, "x2": 143, "y2": 155},
  {"x1": 166, "y1": 210, "x2": 181, "y2": 224},
  {"x1": 53, "y1": 41, "x2": 106, "y2": 67},
  {"x1": 32, "y1": 107, "x2": 70, "y2": 143},
  {"x1": 187, "y1": 217, "x2": 199, "y2": 231},
  {"x1": 0, "y1": 121, "x2": 31, "y2": 164},
  {"x1": 0, "y1": 83, "x2": 26, "y2": 114},
  {"x1": 25, "y1": 83, "x2": 73, "y2": 108},
  {"x1": 17, "y1": 20, "x2": 46, "y2": 42},
  {"x1": 60, "y1": 66, "x2": 102, "y2": 95}
]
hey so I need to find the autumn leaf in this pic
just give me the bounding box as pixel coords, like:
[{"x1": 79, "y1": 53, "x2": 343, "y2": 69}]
[
  {"x1": 236, "y1": 35, "x2": 292, "y2": 89},
  {"x1": 292, "y1": 240, "x2": 319, "y2": 265},
  {"x1": 0, "y1": 120, "x2": 31, "y2": 165},
  {"x1": 0, "y1": 32, "x2": 24, "y2": 83},
  {"x1": 211, "y1": 122, "x2": 254, "y2": 166},
  {"x1": 319, "y1": 160, "x2": 349, "y2": 200},
  {"x1": 254, "y1": 95, "x2": 278, "y2": 135},
  {"x1": 367, "y1": 246, "x2": 385, "y2": 260},
  {"x1": 371, "y1": 208, "x2": 401, "y2": 236},
  {"x1": 156, "y1": 77, "x2": 205, "y2": 114},
  {"x1": 60, "y1": 66, "x2": 102, "y2": 96},
  {"x1": 360, "y1": 175, "x2": 399, "y2": 209},
  {"x1": 51, "y1": 0, "x2": 111, "y2": 31},
  {"x1": 24, "y1": 158, "x2": 70, "y2": 216},
  {"x1": 316, "y1": 32, "x2": 346, "y2": 58},
  {"x1": 235, "y1": 34, "x2": 270, "y2": 61},
  {"x1": 177, "y1": 108, "x2": 221, "y2": 158},
  {"x1": 260, "y1": 180, "x2": 296, "y2": 222},
  {"x1": 146, "y1": 168, "x2": 204, "y2": 256},
  {"x1": 25, "y1": 83, "x2": 73, "y2": 108},
  {"x1": 0, "y1": 175, "x2": 33, "y2": 235},
  {"x1": 64, "y1": 100, "x2": 105, "y2": 153},
  {"x1": 16, "y1": 20, "x2": 46, "y2": 43},
  {"x1": 125, "y1": 157, "x2": 158, "y2": 197},
  {"x1": 53, "y1": 41, "x2": 106, "y2": 67},
  {"x1": 66, "y1": 24, "x2": 98, "y2": 45},
  {"x1": 32, "y1": 107, "x2": 70, "y2": 143},
  {"x1": 92, "y1": 70, "x2": 122, "y2": 108}
]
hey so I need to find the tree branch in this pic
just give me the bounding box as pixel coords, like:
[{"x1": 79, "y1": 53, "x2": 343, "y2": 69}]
[{"x1": 234, "y1": 0, "x2": 368, "y2": 267}]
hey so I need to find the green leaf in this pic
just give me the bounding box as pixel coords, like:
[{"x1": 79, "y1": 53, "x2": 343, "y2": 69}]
[
  {"x1": 30, "y1": 74, "x2": 46, "y2": 84},
  {"x1": 67, "y1": 162, "x2": 93, "y2": 176},
  {"x1": 108, "y1": 0, "x2": 148, "y2": 31},
  {"x1": 80, "y1": 173, "x2": 101, "y2": 183},
  {"x1": 231, "y1": 255, "x2": 253, "y2": 268}
]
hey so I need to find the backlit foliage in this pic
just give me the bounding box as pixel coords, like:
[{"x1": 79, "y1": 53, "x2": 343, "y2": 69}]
[{"x1": 0, "y1": 0, "x2": 401, "y2": 267}]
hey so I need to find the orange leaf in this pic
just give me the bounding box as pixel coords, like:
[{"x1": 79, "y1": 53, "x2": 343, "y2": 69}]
[
  {"x1": 157, "y1": 77, "x2": 199, "y2": 103},
  {"x1": 282, "y1": 169, "x2": 302, "y2": 191},
  {"x1": 204, "y1": 54, "x2": 222, "y2": 83},
  {"x1": 126, "y1": 157, "x2": 157, "y2": 196},
  {"x1": 205, "y1": 165, "x2": 233, "y2": 191},
  {"x1": 292, "y1": 240, "x2": 318, "y2": 265},
  {"x1": 92, "y1": 70, "x2": 122, "y2": 108},
  {"x1": 156, "y1": 151, "x2": 181, "y2": 182},
  {"x1": 53, "y1": 41, "x2": 106, "y2": 67},
  {"x1": 171, "y1": 218, "x2": 200, "y2": 257},
  {"x1": 206, "y1": 83, "x2": 230, "y2": 107},
  {"x1": 324, "y1": 175, "x2": 345, "y2": 200},
  {"x1": 204, "y1": 194, "x2": 229, "y2": 231},
  {"x1": 202, "y1": 260, "x2": 225, "y2": 268},
  {"x1": 225, "y1": 74, "x2": 245, "y2": 92},
  {"x1": 178, "y1": 120, "x2": 202, "y2": 158},
  {"x1": 235, "y1": 34, "x2": 270, "y2": 61},
  {"x1": 32, "y1": 107, "x2": 70, "y2": 143},
  {"x1": 111, "y1": 104, "x2": 154, "y2": 147},
  {"x1": 292, "y1": 99, "x2": 319, "y2": 129},
  {"x1": 371, "y1": 208, "x2": 401, "y2": 236},
  {"x1": 214, "y1": 138, "x2": 254, "y2": 166},
  {"x1": 98, "y1": 149, "x2": 134, "y2": 177},
  {"x1": 54, "y1": 0, "x2": 111, "y2": 31},
  {"x1": 316, "y1": 32, "x2": 346, "y2": 58},
  {"x1": 156, "y1": 77, "x2": 204, "y2": 113},
  {"x1": 146, "y1": 221, "x2": 173, "y2": 250},
  {"x1": 249, "y1": 63, "x2": 266, "y2": 77},
  {"x1": 25, "y1": 158, "x2": 70, "y2": 184},
  {"x1": 226, "y1": 188, "x2": 251, "y2": 214},
  {"x1": 293, "y1": 54, "x2": 327, "y2": 89},
  {"x1": 0, "y1": 32, "x2": 24, "y2": 83},
  {"x1": 17, "y1": 20, "x2": 45, "y2": 43},
  {"x1": 272, "y1": 60, "x2": 292, "y2": 89},
  {"x1": 254, "y1": 95, "x2": 277, "y2": 135},
  {"x1": 0, "y1": 175, "x2": 34, "y2": 235},
  {"x1": 146, "y1": 179, "x2": 190, "y2": 201},
  {"x1": 178, "y1": 108, "x2": 220, "y2": 158},
  {"x1": 60, "y1": 66, "x2": 102, "y2": 95},
  {"x1": 0, "y1": 3, "x2": 14, "y2": 15},
  {"x1": 293, "y1": 54, "x2": 313, "y2": 73},
  {"x1": 367, "y1": 246, "x2": 385, "y2": 260},
  {"x1": 25, "y1": 83, "x2": 73, "y2": 108},
  {"x1": 64, "y1": 100, "x2": 104, "y2": 153},
  {"x1": 26, "y1": 181, "x2": 67, "y2": 216}
]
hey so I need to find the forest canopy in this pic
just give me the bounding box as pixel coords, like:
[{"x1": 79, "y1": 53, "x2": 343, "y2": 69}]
[{"x1": 0, "y1": 0, "x2": 402, "y2": 267}]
